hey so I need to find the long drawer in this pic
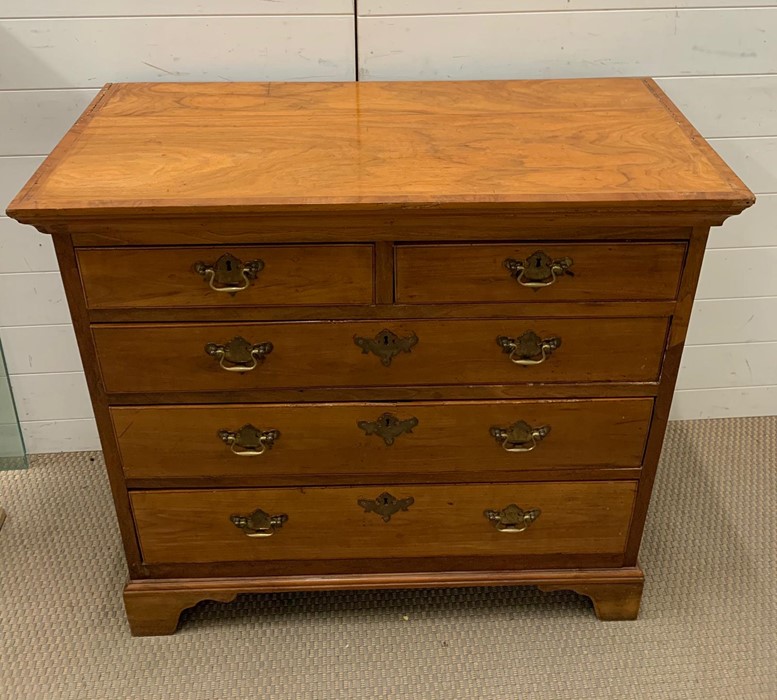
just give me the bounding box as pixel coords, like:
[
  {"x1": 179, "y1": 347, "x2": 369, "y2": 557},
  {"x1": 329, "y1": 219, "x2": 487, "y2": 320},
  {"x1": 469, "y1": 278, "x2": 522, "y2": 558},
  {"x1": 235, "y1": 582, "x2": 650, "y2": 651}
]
[
  {"x1": 112, "y1": 398, "x2": 653, "y2": 479},
  {"x1": 395, "y1": 242, "x2": 686, "y2": 303},
  {"x1": 93, "y1": 317, "x2": 669, "y2": 394},
  {"x1": 131, "y1": 481, "x2": 637, "y2": 565},
  {"x1": 77, "y1": 245, "x2": 375, "y2": 309}
]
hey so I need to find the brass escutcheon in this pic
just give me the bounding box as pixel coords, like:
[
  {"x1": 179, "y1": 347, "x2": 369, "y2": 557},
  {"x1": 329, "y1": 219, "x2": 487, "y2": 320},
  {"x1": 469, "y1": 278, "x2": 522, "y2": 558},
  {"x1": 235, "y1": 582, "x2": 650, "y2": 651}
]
[
  {"x1": 490, "y1": 420, "x2": 551, "y2": 453},
  {"x1": 504, "y1": 251, "x2": 573, "y2": 289},
  {"x1": 484, "y1": 504, "x2": 541, "y2": 532},
  {"x1": 194, "y1": 253, "x2": 264, "y2": 294},
  {"x1": 230, "y1": 508, "x2": 288, "y2": 537},
  {"x1": 357, "y1": 492, "x2": 415, "y2": 522},
  {"x1": 357, "y1": 412, "x2": 419, "y2": 446},
  {"x1": 496, "y1": 330, "x2": 561, "y2": 365},
  {"x1": 354, "y1": 329, "x2": 418, "y2": 366},
  {"x1": 218, "y1": 424, "x2": 280, "y2": 456},
  {"x1": 205, "y1": 336, "x2": 273, "y2": 372}
]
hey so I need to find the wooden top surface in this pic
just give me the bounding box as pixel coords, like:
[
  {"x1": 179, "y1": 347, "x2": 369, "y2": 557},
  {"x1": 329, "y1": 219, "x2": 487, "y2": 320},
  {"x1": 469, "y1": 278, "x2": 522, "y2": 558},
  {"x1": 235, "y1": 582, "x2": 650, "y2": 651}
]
[{"x1": 7, "y1": 78, "x2": 754, "y2": 222}]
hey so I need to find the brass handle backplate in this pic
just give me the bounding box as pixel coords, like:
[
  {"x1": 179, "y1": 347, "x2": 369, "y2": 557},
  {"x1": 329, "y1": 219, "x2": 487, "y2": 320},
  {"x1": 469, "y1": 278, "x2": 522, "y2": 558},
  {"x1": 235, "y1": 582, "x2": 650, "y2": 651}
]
[
  {"x1": 354, "y1": 328, "x2": 418, "y2": 366},
  {"x1": 219, "y1": 424, "x2": 280, "y2": 456},
  {"x1": 490, "y1": 421, "x2": 550, "y2": 452},
  {"x1": 194, "y1": 253, "x2": 264, "y2": 294},
  {"x1": 358, "y1": 491, "x2": 415, "y2": 522},
  {"x1": 504, "y1": 251, "x2": 573, "y2": 288},
  {"x1": 357, "y1": 412, "x2": 418, "y2": 446},
  {"x1": 497, "y1": 330, "x2": 561, "y2": 365},
  {"x1": 484, "y1": 504, "x2": 541, "y2": 532},
  {"x1": 205, "y1": 336, "x2": 273, "y2": 372},
  {"x1": 230, "y1": 508, "x2": 288, "y2": 537}
]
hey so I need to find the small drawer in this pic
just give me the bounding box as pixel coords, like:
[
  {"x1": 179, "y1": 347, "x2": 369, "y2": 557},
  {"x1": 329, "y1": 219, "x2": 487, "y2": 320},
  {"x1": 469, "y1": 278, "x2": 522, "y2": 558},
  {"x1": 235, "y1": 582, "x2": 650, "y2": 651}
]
[
  {"x1": 93, "y1": 317, "x2": 669, "y2": 394},
  {"x1": 395, "y1": 242, "x2": 686, "y2": 304},
  {"x1": 113, "y1": 398, "x2": 653, "y2": 480},
  {"x1": 130, "y1": 481, "x2": 637, "y2": 565},
  {"x1": 77, "y1": 245, "x2": 374, "y2": 309}
]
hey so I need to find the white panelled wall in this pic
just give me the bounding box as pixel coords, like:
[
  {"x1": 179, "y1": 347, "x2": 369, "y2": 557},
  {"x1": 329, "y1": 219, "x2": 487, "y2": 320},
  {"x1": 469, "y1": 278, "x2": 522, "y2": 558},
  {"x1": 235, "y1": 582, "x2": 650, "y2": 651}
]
[
  {"x1": 2, "y1": 1, "x2": 775, "y2": 453},
  {"x1": 358, "y1": 1, "x2": 777, "y2": 421},
  {"x1": 0, "y1": 1, "x2": 355, "y2": 453}
]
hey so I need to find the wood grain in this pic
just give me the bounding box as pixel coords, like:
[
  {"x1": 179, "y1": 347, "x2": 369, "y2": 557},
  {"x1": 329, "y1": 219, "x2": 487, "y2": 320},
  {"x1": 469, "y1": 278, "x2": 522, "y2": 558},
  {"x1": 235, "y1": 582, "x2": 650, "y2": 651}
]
[
  {"x1": 625, "y1": 226, "x2": 711, "y2": 564},
  {"x1": 111, "y1": 398, "x2": 653, "y2": 480},
  {"x1": 4, "y1": 78, "x2": 754, "y2": 633},
  {"x1": 537, "y1": 581, "x2": 643, "y2": 621},
  {"x1": 103, "y1": 383, "x2": 662, "y2": 407},
  {"x1": 130, "y1": 481, "x2": 637, "y2": 565},
  {"x1": 135, "y1": 552, "x2": 628, "y2": 580},
  {"x1": 92, "y1": 317, "x2": 670, "y2": 394},
  {"x1": 50, "y1": 233, "x2": 144, "y2": 575},
  {"x1": 6, "y1": 80, "x2": 753, "y2": 223},
  {"x1": 122, "y1": 566, "x2": 645, "y2": 635},
  {"x1": 123, "y1": 588, "x2": 238, "y2": 637},
  {"x1": 126, "y1": 468, "x2": 643, "y2": 491},
  {"x1": 77, "y1": 245, "x2": 374, "y2": 309},
  {"x1": 69, "y1": 221, "x2": 698, "y2": 247},
  {"x1": 374, "y1": 240, "x2": 394, "y2": 304},
  {"x1": 85, "y1": 300, "x2": 678, "y2": 324},
  {"x1": 396, "y1": 242, "x2": 686, "y2": 304}
]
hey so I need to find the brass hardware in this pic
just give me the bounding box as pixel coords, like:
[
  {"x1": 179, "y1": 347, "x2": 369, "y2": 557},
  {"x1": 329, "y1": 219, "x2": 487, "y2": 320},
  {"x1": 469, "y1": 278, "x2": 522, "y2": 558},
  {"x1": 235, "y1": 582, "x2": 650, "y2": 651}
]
[
  {"x1": 357, "y1": 491, "x2": 415, "y2": 522},
  {"x1": 496, "y1": 330, "x2": 561, "y2": 365},
  {"x1": 218, "y1": 424, "x2": 280, "y2": 457},
  {"x1": 484, "y1": 504, "x2": 541, "y2": 532},
  {"x1": 504, "y1": 251, "x2": 573, "y2": 288},
  {"x1": 205, "y1": 336, "x2": 273, "y2": 372},
  {"x1": 230, "y1": 508, "x2": 288, "y2": 537},
  {"x1": 354, "y1": 329, "x2": 418, "y2": 366},
  {"x1": 194, "y1": 253, "x2": 264, "y2": 294},
  {"x1": 490, "y1": 420, "x2": 550, "y2": 452},
  {"x1": 357, "y1": 412, "x2": 419, "y2": 446}
]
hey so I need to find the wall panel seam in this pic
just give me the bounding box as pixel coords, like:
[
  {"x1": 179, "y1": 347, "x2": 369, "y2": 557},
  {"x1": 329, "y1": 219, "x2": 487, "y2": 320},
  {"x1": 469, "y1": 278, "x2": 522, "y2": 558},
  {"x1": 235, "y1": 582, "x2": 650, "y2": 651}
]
[
  {"x1": 686, "y1": 340, "x2": 777, "y2": 348},
  {"x1": 0, "y1": 14, "x2": 353, "y2": 21},
  {"x1": 358, "y1": 7, "x2": 777, "y2": 17},
  {"x1": 675, "y1": 384, "x2": 777, "y2": 391}
]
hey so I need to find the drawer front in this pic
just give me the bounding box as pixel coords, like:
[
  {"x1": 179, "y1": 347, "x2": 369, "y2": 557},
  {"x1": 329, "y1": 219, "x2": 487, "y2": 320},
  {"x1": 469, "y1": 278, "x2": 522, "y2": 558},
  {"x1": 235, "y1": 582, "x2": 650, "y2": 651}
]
[
  {"x1": 77, "y1": 245, "x2": 374, "y2": 309},
  {"x1": 93, "y1": 317, "x2": 668, "y2": 394},
  {"x1": 396, "y1": 242, "x2": 686, "y2": 304},
  {"x1": 113, "y1": 398, "x2": 653, "y2": 479},
  {"x1": 131, "y1": 481, "x2": 637, "y2": 564}
]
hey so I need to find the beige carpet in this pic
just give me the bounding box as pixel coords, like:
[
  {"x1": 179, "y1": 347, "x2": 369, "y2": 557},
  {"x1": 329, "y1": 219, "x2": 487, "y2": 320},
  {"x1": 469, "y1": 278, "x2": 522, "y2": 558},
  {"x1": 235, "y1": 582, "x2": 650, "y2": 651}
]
[{"x1": 0, "y1": 417, "x2": 775, "y2": 700}]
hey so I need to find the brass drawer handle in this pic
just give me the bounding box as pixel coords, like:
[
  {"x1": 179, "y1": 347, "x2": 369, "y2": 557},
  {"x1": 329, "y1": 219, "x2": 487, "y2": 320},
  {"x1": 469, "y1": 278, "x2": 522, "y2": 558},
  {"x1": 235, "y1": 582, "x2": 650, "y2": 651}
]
[
  {"x1": 194, "y1": 253, "x2": 264, "y2": 294},
  {"x1": 490, "y1": 420, "x2": 550, "y2": 452},
  {"x1": 358, "y1": 491, "x2": 415, "y2": 522},
  {"x1": 205, "y1": 336, "x2": 273, "y2": 372},
  {"x1": 497, "y1": 330, "x2": 561, "y2": 365},
  {"x1": 230, "y1": 508, "x2": 288, "y2": 537},
  {"x1": 354, "y1": 328, "x2": 418, "y2": 366},
  {"x1": 504, "y1": 251, "x2": 573, "y2": 288},
  {"x1": 484, "y1": 504, "x2": 541, "y2": 532},
  {"x1": 357, "y1": 412, "x2": 418, "y2": 446},
  {"x1": 218, "y1": 424, "x2": 280, "y2": 456}
]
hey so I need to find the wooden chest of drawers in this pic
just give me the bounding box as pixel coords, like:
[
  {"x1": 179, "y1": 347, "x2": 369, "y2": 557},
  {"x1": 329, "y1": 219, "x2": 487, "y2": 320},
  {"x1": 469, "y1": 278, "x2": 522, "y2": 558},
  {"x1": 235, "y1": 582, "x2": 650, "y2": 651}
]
[{"x1": 7, "y1": 79, "x2": 753, "y2": 635}]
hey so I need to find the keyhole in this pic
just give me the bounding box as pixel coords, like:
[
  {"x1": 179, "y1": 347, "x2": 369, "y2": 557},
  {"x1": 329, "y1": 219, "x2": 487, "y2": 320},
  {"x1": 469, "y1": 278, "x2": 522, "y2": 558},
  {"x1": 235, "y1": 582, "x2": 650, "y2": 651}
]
[
  {"x1": 535, "y1": 256, "x2": 542, "y2": 268},
  {"x1": 225, "y1": 259, "x2": 233, "y2": 272},
  {"x1": 383, "y1": 334, "x2": 390, "y2": 345},
  {"x1": 381, "y1": 496, "x2": 390, "y2": 505},
  {"x1": 384, "y1": 417, "x2": 391, "y2": 426}
]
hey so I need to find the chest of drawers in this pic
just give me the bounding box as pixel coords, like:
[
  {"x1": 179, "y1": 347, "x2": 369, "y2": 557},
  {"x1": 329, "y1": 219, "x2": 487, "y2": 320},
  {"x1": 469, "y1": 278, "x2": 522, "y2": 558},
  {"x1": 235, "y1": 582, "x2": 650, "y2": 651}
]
[{"x1": 7, "y1": 79, "x2": 753, "y2": 635}]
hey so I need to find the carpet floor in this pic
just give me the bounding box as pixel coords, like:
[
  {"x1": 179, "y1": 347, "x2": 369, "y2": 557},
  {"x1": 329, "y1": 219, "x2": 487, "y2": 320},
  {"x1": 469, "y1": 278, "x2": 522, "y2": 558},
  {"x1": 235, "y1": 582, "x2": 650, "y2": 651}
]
[{"x1": 0, "y1": 417, "x2": 775, "y2": 700}]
